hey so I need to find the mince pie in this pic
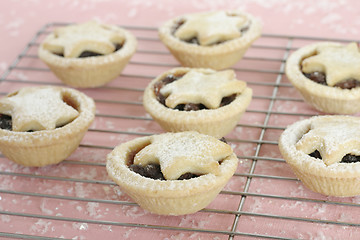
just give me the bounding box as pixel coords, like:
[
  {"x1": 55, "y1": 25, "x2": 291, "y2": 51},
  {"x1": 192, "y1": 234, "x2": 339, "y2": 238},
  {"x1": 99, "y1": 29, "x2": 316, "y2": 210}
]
[
  {"x1": 158, "y1": 10, "x2": 262, "y2": 70},
  {"x1": 279, "y1": 115, "x2": 360, "y2": 197},
  {"x1": 143, "y1": 67, "x2": 252, "y2": 138},
  {"x1": 38, "y1": 20, "x2": 137, "y2": 88},
  {"x1": 106, "y1": 131, "x2": 238, "y2": 215},
  {"x1": 0, "y1": 86, "x2": 95, "y2": 166},
  {"x1": 285, "y1": 42, "x2": 360, "y2": 114}
]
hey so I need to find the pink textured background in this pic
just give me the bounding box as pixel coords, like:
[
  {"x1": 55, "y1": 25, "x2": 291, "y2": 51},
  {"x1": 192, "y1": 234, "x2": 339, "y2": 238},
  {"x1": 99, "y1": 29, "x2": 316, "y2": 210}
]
[{"x1": 1, "y1": 0, "x2": 360, "y2": 76}]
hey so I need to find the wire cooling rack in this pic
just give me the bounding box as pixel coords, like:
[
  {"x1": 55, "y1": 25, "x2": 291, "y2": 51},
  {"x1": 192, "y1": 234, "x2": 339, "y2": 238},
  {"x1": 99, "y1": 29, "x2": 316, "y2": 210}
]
[{"x1": 0, "y1": 23, "x2": 360, "y2": 240}]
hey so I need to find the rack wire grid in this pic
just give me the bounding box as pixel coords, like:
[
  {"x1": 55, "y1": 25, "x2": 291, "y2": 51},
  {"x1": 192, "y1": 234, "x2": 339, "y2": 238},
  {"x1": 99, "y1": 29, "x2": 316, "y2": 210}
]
[{"x1": 0, "y1": 22, "x2": 359, "y2": 240}]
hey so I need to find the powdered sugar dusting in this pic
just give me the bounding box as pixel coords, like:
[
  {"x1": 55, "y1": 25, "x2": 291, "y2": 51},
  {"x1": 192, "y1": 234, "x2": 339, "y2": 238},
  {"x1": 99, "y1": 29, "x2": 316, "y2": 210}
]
[
  {"x1": 174, "y1": 11, "x2": 247, "y2": 45},
  {"x1": 134, "y1": 131, "x2": 232, "y2": 180},
  {"x1": 0, "y1": 87, "x2": 79, "y2": 131},
  {"x1": 160, "y1": 69, "x2": 244, "y2": 109},
  {"x1": 295, "y1": 116, "x2": 360, "y2": 165},
  {"x1": 302, "y1": 43, "x2": 360, "y2": 86},
  {"x1": 43, "y1": 21, "x2": 125, "y2": 58}
]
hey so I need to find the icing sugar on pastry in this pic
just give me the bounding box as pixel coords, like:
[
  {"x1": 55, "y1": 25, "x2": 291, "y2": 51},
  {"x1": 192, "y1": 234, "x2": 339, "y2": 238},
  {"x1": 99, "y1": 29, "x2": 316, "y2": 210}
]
[
  {"x1": 295, "y1": 117, "x2": 360, "y2": 166},
  {"x1": 302, "y1": 42, "x2": 360, "y2": 86},
  {"x1": 174, "y1": 11, "x2": 247, "y2": 46},
  {"x1": 0, "y1": 87, "x2": 79, "y2": 132},
  {"x1": 42, "y1": 21, "x2": 125, "y2": 58},
  {"x1": 133, "y1": 131, "x2": 233, "y2": 180},
  {"x1": 159, "y1": 69, "x2": 246, "y2": 109}
]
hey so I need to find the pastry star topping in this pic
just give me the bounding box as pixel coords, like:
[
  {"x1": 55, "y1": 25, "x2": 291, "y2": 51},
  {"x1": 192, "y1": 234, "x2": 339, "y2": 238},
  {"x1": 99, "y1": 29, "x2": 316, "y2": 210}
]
[
  {"x1": 174, "y1": 11, "x2": 247, "y2": 46},
  {"x1": 133, "y1": 131, "x2": 233, "y2": 180},
  {"x1": 43, "y1": 21, "x2": 125, "y2": 58},
  {"x1": 295, "y1": 117, "x2": 360, "y2": 166},
  {"x1": 0, "y1": 87, "x2": 79, "y2": 132},
  {"x1": 159, "y1": 69, "x2": 246, "y2": 109},
  {"x1": 302, "y1": 42, "x2": 360, "y2": 86}
]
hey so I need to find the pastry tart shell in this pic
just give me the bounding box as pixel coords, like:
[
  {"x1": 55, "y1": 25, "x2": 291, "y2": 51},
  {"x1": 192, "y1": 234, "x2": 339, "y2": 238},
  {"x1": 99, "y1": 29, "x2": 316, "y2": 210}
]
[
  {"x1": 0, "y1": 86, "x2": 95, "y2": 167},
  {"x1": 38, "y1": 27, "x2": 137, "y2": 88},
  {"x1": 285, "y1": 42, "x2": 360, "y2": 114},
  {"x1": 143, "y1": 68, "x2": 252, "y2": 138},
  {"x1": 106, "y1": 133, "x2": 238, "y2": 215},
  {"x1": 279, "y1": 115, "x2": 360, "y2": 197},
  {"x1": 158, "y1": 11, "x2": 262, "y2": 70}
]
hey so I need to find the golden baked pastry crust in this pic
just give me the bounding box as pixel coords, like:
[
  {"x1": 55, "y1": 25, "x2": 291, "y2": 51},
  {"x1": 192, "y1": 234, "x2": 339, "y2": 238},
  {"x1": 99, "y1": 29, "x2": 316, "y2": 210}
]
[
  {"x1": 0, "y1": 86, "x2": 95, "y2": 167},
  {"x1": 143, "y1": 67, "x2": 252, "y2": 138},
  {"x1": 285, "y1": 42, "x2": 360, "y2": 114},
  {"x1": 106, "y1": 131, "x2": 238, "y2": 215},
  {"x1": 158, "y1": 10, "x2": 262, "y2": 70},
  {"x1": 279, "y1": 115, "x2": 360, "y2": 197},
  {"x1": 38, "y1": 21, "x2": 137, "y2": 88}
]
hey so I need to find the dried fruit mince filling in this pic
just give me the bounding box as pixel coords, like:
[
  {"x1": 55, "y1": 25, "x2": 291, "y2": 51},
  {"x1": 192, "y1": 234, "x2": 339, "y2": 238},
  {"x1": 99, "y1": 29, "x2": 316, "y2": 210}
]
[
  {"x1": 153, "y1": 69, "x2": 244, "y2": 111},
  {"x1": 126, "y1": 132, "x2": 229, "y2": 181},
  {"x1": 309, "y1": 150, "x2": 360, "y2": 163},
  {"x1": 301, "y1": 42, "x2": 360, "y2": 89},
  {"x1": 54, "y1": 43, "x2": 123, "y2": 58},
  {"x1": 0, "y1": 114, "x2": 12, "y2": 131},
  {"x1": 129, "y1": 163, "x2": 200, "y2": 181},
  {"x1": 302, "y1": 71, "x2": 360, "y2": 89},
  {"x1": 128, "y1": 152, "x2": 202, "y2": 181},
  {"x1": 171, "y1": 11, "x2": 250, "y2": 46}
]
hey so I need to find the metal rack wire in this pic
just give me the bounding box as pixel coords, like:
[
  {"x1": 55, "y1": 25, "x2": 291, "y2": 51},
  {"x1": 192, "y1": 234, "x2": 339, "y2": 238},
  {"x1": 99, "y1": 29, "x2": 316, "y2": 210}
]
[{"x1": 0, "y1": 23, "x2": 359, "y2": 240}]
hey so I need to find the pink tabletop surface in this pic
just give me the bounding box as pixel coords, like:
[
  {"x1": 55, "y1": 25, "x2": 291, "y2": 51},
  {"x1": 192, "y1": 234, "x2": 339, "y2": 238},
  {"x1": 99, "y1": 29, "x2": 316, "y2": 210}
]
[{"x1": 0, "y1": 0, "x2": 360, "y2": 239}]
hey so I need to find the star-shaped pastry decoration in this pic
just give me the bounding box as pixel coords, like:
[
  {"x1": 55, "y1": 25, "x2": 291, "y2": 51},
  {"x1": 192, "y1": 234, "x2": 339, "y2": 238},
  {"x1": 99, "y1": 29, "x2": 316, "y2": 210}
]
[
  {"x1": 0, "y1": 87, "x2": 79, "y2": 132},
  {"x1": 302, "y1": 42, "x2": 360, "y2": 86},
  {"x1": 133, "y1": 132, "x2": 233, "y2": 180},
  {"x1": 159, "y1": 69, "x2": 246, "y2": 109},
  {"x1": 43, "y1": 21, "x2": 125, "y2": 58},
  {"x1": 295, "y1": 117, "x2": 360, "y2": 166},
  {"x1": 175, "y1": 11, "x2": 247, "y2": 46}
]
